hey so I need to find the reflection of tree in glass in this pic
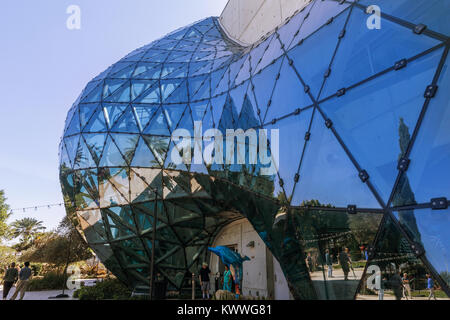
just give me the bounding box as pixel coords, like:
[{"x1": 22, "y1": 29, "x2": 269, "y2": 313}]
[{"x1": 392, "y1": 118, "x2": 421, "y2": 243}]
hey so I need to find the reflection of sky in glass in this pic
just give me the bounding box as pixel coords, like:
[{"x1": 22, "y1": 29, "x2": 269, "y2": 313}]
[
  {"x1": 407, "y1": 55, "x2": 450, "y2": 204},
  {"x1": 395, "y1": 209, "x2": 450, "y2": 275}
]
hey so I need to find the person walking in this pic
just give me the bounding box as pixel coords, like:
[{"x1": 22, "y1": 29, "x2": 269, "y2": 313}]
[
  {"x1": 402, "y1": 273, "x2": 412, "y2": 300},
  {"x1": 2, "y1": 263, "x2": 18, "y2": 300},
  {"x1": 390, "y1": 272, "x2": 403, "y2": 300},
  {"x1": 199, "y1": 262, "x2": 211, "y2": 300},
  {"x1": 427, "y1": 274, "x2": 437, "y2": 300},
  {"x1": 223, "y1": 265, "x2": 232, "y2": 292},
  {"x1": 10, "y1": 262, "x2": 32, "y2": 300},
  {"x1": 338, "y1": 249, "x2": 350, "y2": 280},
  {"x1": 325, "y1": 250, "x2": 333, "y2": 278},
  {"x1": 306, "y1": 252, "x2": 314, "y2": 273}
]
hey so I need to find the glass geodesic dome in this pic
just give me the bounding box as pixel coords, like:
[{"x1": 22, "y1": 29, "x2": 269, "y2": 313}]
[{"x1": 60, "y1": 0, "x2": 450, "y2": 299}]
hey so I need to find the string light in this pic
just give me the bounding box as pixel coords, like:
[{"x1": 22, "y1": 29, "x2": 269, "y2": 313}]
[{"x1": 9, "y1": 202, "x2": 65, "y2": 214}]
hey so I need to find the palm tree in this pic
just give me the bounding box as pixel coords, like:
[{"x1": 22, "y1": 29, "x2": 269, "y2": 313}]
[{"x1": 11, "y1": 218, "x2": 46, "y2": 251}]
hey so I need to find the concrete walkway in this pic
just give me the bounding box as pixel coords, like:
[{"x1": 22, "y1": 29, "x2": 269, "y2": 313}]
[{"x1": 1, "y1": 285, "x2": 76, "y2": 300}]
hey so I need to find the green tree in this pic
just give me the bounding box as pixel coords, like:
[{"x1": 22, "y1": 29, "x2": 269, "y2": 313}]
[
  {"x1": 11, "y1": 217, "x2": 46, "y2": 251},
  {"x1": 20, "y1": 216, "x2": 92, "y2": 267},
  {"x1": 0, "y1": 190, "x2": 12, "y2": 242}
]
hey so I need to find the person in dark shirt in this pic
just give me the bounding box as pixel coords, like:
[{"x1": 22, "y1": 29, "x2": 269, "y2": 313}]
[
  {"x1": 199, "y1": 262, "x2": 211, "y2": 299},
  {"x1": 10, "y1": 261, "x2": 32, "y2": 300},
  {"x1": 2, "y1": 262, "x2": 18, "y2": 299}
]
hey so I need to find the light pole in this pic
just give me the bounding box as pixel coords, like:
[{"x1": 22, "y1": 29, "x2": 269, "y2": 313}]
[{"x1": 149, "y1": 191, "x2": 158, "y2": 299}]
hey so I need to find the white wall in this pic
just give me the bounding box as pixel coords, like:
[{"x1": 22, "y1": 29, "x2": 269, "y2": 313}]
[
  {"x1": 219, "y1": 0, "x2": 311, "y2": 45},
  {"x1": 210, "y1": 218, "x2": 292, "y2": 299}
]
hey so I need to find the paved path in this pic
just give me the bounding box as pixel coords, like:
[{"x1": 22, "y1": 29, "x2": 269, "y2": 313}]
[{"x1": 1, "y1": 286, "x2": 76, "y2": 300}]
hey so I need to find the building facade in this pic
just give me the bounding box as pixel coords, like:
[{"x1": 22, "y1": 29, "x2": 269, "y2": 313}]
[{"x1": 59, "y1": 0, "x2": 450, "y2": 299}]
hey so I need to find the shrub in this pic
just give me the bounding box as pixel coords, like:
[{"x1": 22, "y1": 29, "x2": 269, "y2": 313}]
[
  {"x1": 31, "y1": 263, "x2": 43, "y2": 276},
  {"x1": 27, "y1": 272, "x2": 66, "y2": 291},
  {"x1": 73, "y1": 279, "x2": 131, "y2": 300}
]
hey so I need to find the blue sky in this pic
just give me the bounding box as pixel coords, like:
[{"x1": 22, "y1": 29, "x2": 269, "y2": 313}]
[{"x1": 0, "y1": 0, "x2": 228, "y2": 231}]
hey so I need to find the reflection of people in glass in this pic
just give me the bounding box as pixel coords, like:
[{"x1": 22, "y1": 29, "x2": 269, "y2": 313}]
[
  {"x1": 233, "y1": 265, "x2": 241, "y2": 299},
  {"x1": 223, "y1": 265, "x2": 232, "y2": 292},
  {"x1": 325, "y1": 249, "x2": 333, "y2": 278},
  {"x1": 306, "y1": 252, "x2": 314, "y2": 273},
  {"x1": 426, "y1": 274, "x2": 436, "y2": 300},
  {"x1": 402, "y1": 273, "x2": 412, "y2": 300},
  {"x1": 338, "y1": 249, "x2": 350, "y2": 280},
  {"x1": 391, "y1": 272, "x2": 403, "y2": 300}
]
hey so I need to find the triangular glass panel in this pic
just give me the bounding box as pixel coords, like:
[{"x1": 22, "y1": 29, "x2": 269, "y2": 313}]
[
  {"x1": 74, "y1": 137, "x2": 96, "y2": 169},
  {"x1": 291, "y1": 112, "x2": 380, "y2": 208},
  {"x1": 132, "y1": 62, "x2": 162, "y2": 79},
  {"x1": 404, "y1": 52, "x2": 450, "y2": 204},
  {"x1": 264, "y1": 107, "x2": 313, "y2": 202},
  {"x1": 82, "y1": 106, "x2": 108, "y2": 133},
  {"x1": 65, "y1": 110, "x2": 81, "y2": 136},
  {"x1": 133, "y1": 82, "x2": 161, "y2": 104},
  {"x1": 59, "y1": 142, "x2": 72, "y2": 170},
  {"x1": 210, "y1": 94, "x2": 227, "y2": 128},
  {"x1": 250, "y1": 39, "x2": 271, "y2": 74},
  {"x1": 277, "y1": 3, "x2": 310, "y2": 49},
  {"x1": 234, "y1": 55, "x2": 251, "y2": 87},
  {"x1": 133, "y1": 105, "x2": 158, "y2": 131},
  {"x1": 80, "y1": 83, "x2": 103, "y2": 103},
  {"x1": 292, "y1": 206, "x2": 383, "y2": 299},
  {"x1": 174, "y1": 106, "x2": 194, "y2": 137},
  {"x1": 160, "y1": 79, "x2": 183, "y2": 102},
  {"x1": 264, "y1": 59, "x2": 312, "y2": 123},
  {"x1": 321, "y1": 6, "x2": 441, "y2": 99},
  {"x1": 320, "y1": 48, "x2": 443, "y2": 204},
  {"x1": 165, "y1": 80, "x2": 189, "y2": 103},
  {"x1": 218, "y1": 95, "x2": 239, "y2": 133},
  {"x1": 83, "y1": 133, "x2": 107, "y2": 165},
  {"x1": 99, "y1": 135, "x2": 127, "y2": 167},
  {"x1": 229, "y1": 80, "x2": 250, "y2": 116},
  {"x1": 356, "y1": 214, "x2": 448, "y2": 300},
  {"x1": 103, "y1": 104, "x2": 127, "y2": 129},
  {"x1": 108, "y1": 168, "x2": 131, "y2": 204},
  {"x1": 111, "y1": 106, "x2": 140, "y2": 133},
  {"x1": 103, "y1": 79, "x2": 128, "y2": 99},
  {"x1": 110, "y1": 133, "x2": 140, "y2": 165},
  {"x1": 143, "y1": 107, "x2": 171, "y2": 136},
  {"x1": 109, "y1": 62, "x2": 137, "y2": 79},
  {"x1": 358, "y1": 0, "x2": 450, "y2": 37},
  {"x1": 287, "y1": 6, "x2": 348, "y2": 100},
  {"x1": 64, "y1": 135, "x2": 80, "y2": 168},
  {"x1": 79, "y1": 104, "x2": 99, "y2": 129},
  {"x1": 131, "y1": 137, "x2": 158, "y2": 168},
  {"x1": 290, "y1": 0, "x2": 350, "y2": 49},
  {"x1": 142, "y1": 136, "x2": 170, "y2": 166},
  {"x1": 163, "y1": 104, "x2": 186, "y2": 132},
  {"x1": 164, "y1": 141, "x2": 189, "y2": 171},
  {"x1": 238, "y1": 93, "x2": 261, "y2": 130},
  {"x1": 131, "y1": 80, "x2": 158, "y2": 101},
  {"x1": 254, "y1": 34, "x2": 283, "y2": 74},
  {"x1": 190, "y1": 101, "x2": 209, "y2": 122},
  {"x1": 212, "y1": 67, "x2": 229, "y2": 96},
  {"x1": 105, "y1": 80, "x2": 131, "y2": 103},
  {"x1": 393, "y1": 208, "x2": 450, "y2": 289},
  {"x1": 191, "y1": 75, "x2": 211, "y2": 101},
  {"x1": 202, "y1": 105, "x2": 215, "y2": 131},
  {"x1": 252, "y1": 58, "x2": 282, "y2": 120},
  {"x1": 228, "y1": 55, "x2": 248, "y2": 87}
]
